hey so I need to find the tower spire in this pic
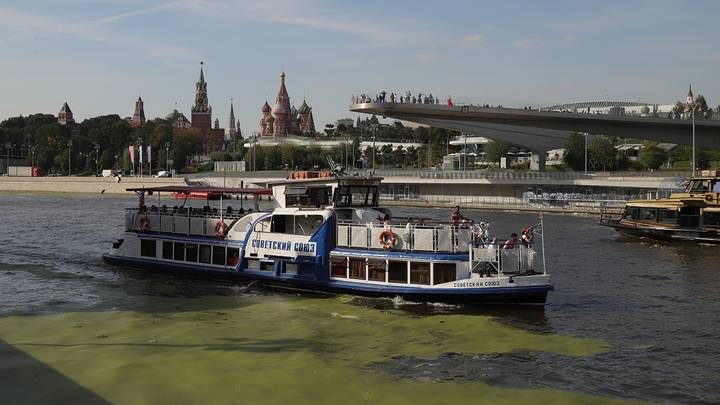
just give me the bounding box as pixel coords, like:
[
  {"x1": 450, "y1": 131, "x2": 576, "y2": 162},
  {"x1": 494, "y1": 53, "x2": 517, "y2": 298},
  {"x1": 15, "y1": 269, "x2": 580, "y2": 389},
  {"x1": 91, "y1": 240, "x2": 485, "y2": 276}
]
[{"x1": 199, "y1": 61, "x2": 205, "y2": 83}]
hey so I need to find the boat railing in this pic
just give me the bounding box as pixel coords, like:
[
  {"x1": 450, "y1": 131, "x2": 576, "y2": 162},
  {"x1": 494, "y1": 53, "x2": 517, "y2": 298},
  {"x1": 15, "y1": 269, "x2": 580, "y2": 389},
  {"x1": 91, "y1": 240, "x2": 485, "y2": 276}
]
[
  {"x1": 336, "y1": 220, "x2": 473, "y2": 252},
  {"x1": 599, "y1": 205, "x2": 624, "y2": 223},
  {"x1": 124, "y1": 208, "x2": 249, "y2": 236},
  {"x1": 470, "y1": 245, "x2": 536, "y2": 275}
]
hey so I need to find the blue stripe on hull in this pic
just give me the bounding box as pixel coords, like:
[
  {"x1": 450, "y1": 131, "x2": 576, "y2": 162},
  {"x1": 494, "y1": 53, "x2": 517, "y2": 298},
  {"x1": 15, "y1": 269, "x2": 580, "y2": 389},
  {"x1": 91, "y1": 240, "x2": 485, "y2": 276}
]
[{"x1": 102, "y1": 254, "x2": 549, "y2": 305}]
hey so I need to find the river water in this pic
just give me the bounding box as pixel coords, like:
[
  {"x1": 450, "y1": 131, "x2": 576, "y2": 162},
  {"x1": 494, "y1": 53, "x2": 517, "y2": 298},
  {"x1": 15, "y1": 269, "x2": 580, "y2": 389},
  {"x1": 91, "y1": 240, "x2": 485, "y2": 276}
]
[{"x1": 0, "y1": 192, "x2": 718, "y2": 404}]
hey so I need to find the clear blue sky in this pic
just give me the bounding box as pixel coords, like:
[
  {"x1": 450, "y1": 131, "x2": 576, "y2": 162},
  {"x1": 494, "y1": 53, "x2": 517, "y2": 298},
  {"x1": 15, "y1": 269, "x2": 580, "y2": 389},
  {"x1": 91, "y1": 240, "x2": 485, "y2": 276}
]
[{"x1": 1, "y1": 0, "x2": 719, "y2": 133}]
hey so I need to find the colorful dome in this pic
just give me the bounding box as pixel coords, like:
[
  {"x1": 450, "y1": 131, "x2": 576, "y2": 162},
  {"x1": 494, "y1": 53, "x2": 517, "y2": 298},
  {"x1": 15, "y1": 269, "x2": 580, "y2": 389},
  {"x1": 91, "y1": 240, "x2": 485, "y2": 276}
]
[
  {"x1": 261, "y1": 101, "x2": 271, "y2": 113},
  {"x1": 298, "y1": 100, "x2": 310, "y2": 114}
]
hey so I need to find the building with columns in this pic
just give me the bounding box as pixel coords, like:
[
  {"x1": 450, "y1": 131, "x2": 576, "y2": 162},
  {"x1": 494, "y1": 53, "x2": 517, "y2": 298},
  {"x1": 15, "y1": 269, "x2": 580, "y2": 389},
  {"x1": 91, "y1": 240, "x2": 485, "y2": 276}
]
[{"x1": 260, "y1": 71, "x2": 316, "y2": 137}]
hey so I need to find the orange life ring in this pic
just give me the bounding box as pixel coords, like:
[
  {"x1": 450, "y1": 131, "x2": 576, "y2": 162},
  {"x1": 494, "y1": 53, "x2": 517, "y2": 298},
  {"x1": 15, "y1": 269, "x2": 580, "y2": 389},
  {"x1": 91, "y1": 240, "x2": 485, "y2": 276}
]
[
  {"x1": 379, "y1": 230, "x2": 397, "y2": 250},
  {"x1": 139, "y1": 217, "x2": 150, "y2": 232},
  {"x1": 214, "y1": 221, "x2": 228, "y2": 239}
]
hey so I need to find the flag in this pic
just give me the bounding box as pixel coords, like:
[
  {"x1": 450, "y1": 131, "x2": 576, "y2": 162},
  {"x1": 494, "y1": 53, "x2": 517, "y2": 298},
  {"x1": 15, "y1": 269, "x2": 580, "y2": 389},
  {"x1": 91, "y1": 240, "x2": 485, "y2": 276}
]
[
  {"x1": 139, "y1": 145, "x2": 143, "y2": 166},
  {"x1": 128, "y1": 145, "x2": 135, "y2": 164},
  {"x1": 147, "y1": 146, "x2": 152, "y2": 168}
]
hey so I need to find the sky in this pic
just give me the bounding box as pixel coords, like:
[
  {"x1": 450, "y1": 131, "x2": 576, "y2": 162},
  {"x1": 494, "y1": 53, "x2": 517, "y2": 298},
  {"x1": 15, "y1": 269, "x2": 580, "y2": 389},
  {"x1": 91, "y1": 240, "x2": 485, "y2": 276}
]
[{"x1": 1, "y1": 0, "x2": 719, "y2": 134}]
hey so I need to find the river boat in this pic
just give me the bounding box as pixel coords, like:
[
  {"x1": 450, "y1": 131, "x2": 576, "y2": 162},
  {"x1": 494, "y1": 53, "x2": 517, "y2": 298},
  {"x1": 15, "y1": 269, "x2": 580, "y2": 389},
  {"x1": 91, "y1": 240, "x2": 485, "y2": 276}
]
[
  {"x1": 102, "y1": 175, "x2": 552, "y2": 305},
  {"x1": 600, "y1": 170, "x2": 720, "y2": 243}
]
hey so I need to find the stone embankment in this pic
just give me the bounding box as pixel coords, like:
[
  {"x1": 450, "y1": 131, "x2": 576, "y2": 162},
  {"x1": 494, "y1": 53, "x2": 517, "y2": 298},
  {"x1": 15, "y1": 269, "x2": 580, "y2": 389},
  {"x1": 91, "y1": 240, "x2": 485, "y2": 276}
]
[{"x1": 0, "y1": 176, "x2": 186, "y2": 194}]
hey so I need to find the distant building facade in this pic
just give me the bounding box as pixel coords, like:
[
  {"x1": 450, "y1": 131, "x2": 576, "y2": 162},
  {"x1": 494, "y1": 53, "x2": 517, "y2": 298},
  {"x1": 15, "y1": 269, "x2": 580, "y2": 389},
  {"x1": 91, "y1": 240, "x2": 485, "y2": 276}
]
[
  {"x1": 166, "y1": 109, "x2": 191, "y2": 129},
  {"x1": 131, "y1": 97, "x2": 146, "y2": 128},
  {"x1": 58, "y1": 102, "x2": 74, "y2": 125},
  {"x1": 336, "y1": 118, "x2": 354, "y2": 128},
  {"x1": 260, "y1": 72, "x2": 316, "y2": 137}
]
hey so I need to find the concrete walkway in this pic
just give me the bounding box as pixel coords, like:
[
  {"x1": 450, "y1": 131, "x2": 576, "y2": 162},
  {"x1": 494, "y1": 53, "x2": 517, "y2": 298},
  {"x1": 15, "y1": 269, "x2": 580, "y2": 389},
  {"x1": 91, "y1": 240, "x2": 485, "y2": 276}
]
[{"x1": 0, "y1": 176, "x2": 186, "y2": 194}]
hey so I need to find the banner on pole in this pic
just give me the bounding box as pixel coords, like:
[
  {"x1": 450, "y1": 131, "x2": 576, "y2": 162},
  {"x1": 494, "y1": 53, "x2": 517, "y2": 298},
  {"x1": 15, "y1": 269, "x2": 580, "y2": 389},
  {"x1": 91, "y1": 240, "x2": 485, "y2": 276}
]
[{"x1": 128, "y1": 145, "x2": 135, "y2": 164}]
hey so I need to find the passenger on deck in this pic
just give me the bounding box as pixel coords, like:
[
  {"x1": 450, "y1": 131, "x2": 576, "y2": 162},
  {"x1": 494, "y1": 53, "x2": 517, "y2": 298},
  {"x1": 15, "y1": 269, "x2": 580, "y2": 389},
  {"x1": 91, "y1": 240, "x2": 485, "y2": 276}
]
[
  {"x1": 226, "y1": 206, "x2": 233, "y2": 214},
  {"x1": 450, "y1": 206, "x2": 468, "y2": 226},
  {"x1": 521, "y1": 228, "x2": 534, "y2": 247},
  {"x1": 238, "y1": 207, "x2": 245, "y2": 214},
  {"x1": 502, "y1": 233, "x2": 519, "y2": 250}
]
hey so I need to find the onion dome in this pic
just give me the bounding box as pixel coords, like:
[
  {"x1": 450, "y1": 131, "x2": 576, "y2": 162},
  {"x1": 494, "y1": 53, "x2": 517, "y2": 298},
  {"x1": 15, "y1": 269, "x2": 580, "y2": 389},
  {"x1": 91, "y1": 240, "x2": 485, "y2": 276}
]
[
  {"x1": 261, "y1": 101, "x2": 271, "y2": 113},
  {"x1": 298, "y1": 100, "x2": 310, "y2": 114},
  {"x1": 291, "y1": 105, "x2": 298, "y2": 118}
]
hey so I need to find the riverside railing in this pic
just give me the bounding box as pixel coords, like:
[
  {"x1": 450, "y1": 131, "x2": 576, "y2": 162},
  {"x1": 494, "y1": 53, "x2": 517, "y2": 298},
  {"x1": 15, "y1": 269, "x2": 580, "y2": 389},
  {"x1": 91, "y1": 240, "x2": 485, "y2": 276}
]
[
  {"x1": 125, "y1": 208, "x2": 245, "y2": 237},
  {"x1": 336, "y1": 220, "x2": 473, "y2": 253}
]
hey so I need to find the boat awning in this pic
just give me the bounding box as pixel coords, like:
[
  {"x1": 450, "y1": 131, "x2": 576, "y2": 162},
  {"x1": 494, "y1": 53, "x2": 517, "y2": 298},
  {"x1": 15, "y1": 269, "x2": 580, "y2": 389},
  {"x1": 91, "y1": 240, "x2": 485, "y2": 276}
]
[
  {"x1": 626, "y1": 200, "x2": 684, "y2": 208},
  {"x1": 125, "y1": 186, "x2": 273, "y2": 195}
]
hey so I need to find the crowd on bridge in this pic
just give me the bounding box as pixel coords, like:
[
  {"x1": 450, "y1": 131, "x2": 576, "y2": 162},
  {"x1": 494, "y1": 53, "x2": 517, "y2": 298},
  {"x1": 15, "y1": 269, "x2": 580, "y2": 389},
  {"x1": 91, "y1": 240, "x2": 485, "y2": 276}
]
[{"x1": 353, "y1": 91, "x2": 453, "y2": 106}]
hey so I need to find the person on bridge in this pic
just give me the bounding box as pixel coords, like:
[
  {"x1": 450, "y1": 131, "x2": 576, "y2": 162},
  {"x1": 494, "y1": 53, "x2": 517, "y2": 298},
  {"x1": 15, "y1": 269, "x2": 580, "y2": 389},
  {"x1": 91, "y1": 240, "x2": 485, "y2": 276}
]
[{"x1": 447, "y1": 96, "x2": 453, "y2": 107}]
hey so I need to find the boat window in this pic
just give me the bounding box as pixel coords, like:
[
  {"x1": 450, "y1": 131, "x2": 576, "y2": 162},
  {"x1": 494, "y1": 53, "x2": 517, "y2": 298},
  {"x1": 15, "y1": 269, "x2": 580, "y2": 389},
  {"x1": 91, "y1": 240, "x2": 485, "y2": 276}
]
[
  {"x1": 199, "y1": 245, "x2": 212, "y2": 264},
  {"x1": 140, "y1": 239, "x2": 156, "y2": 258},
  {"x1": 294, "y1": 215, "x2": 324, "y2": 236},
  {"x1": 271, "y1": 215, "x2": 291, "y2": 233},
  {"x1": 657, "y1": 209, "x2": 678, "y2": 224},
  {"x1": 687, "y1": 180, "x2": 710, "y2": 193},
  {"x1": 704, "y1": 212, "x2": 720, "y2": 227},
  {"x1": 410, "y1": 262, "x2": 431, "y2": 285},
  {"x1": 285, "y1": 186, "x2": 331, "y2": 208},
  {"x1": 388, "y1": 260, "x2": 408, "y2": 283},
  {"x1": 639, "y1": 208, "x2": 657, "y2": 222},
  {"x1": 185, "y1": 244, "x2": 198, "y2": 262},
  {"x1": 349, "y1": 258, "x2": 366, "y2": 280},
  {"x1": 174, "y1": 242, "x2": 185, "y2": 261},
  {"x1": 624, "y1": 207, "x2": 640, "y2": 220},
  {"x1": 227, "y1": 248, "x2": 240, "y2": 266},
  {"x1": 433, "y1": 263, "x2": 457, "y2": 285},
  {"x1": 212, "y1": 246, "x2": 226, "y2": 266},
  {"x1": 712, "y1": 180, "x2": 720, "y2": 193},
  {"x1": 330, "y1": 257, "x2": 347, "y2": 278},
  {"x1": 335, "y1": 185, "x2": 379, "y2": 208},
  {"x1": 368, "y1": 259, "x2": 386, "y2": 282},
  {"x1": 162, "y1": 241, "x2": 173, "y2": 259},
  {"x1": 253, "y1": 217, "x2": 271, "y2": 232}
]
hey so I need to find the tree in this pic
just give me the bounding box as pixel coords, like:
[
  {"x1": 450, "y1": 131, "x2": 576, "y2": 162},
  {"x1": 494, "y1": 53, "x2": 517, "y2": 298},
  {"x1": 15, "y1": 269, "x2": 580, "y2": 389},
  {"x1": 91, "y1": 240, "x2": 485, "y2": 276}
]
[
  {"x1": 638, "y1": 142, "x2": 667, "y2": 170},
  {"x1": 640, "y1": 105, "x2": 650, "y2": 116},
  {"x1": 483, "y1": 140, "x2": 510, "y2": 165},
  {"x1": 563, "y1": 132, "x2": 585, "y2": 170},
  {"x1": 588, "y1": 135, "x2": 617, "y2": 171}
]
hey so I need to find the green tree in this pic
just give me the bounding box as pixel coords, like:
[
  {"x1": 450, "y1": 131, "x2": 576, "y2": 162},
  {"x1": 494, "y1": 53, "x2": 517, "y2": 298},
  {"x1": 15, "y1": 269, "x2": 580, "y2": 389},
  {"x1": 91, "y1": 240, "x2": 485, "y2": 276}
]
[
  {"x1": 588, "y1": 135, "x2": 617, "y2": 171},
  {"x1": 563, "y1": 132, "x2": 586, "y2": 170},
  {"x1": 483, "y1": 140, "x2": 510, "y2": 165},
  {"x1": 638, "y1": 142, "x2": 668, "y2": 170}
]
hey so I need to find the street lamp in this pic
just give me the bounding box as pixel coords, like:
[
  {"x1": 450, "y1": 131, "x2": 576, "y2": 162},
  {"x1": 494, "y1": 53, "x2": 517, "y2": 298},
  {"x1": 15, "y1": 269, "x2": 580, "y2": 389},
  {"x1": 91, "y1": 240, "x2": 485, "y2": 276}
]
[
  {"x1": 30, "y1": 145, "x2": 37, "y2": 170},
  {"x1": 94, "y1": 144, "x2": 100, "y2": 177},
  {"x1": 165, "y1": 142, "x2": 171, "y2": 172},
  {"x1": 4, "y1": 142, "x2": 11, "y2": 176},
  {"x1": 691, "y1": 101, "x2": 696, "y2": 176},
  {"x1": 67, "y1": 140, "x2": 72, "y2": 176},
  {"x1": 584, "y1": 133, "x2": 588, "y2": 174}
]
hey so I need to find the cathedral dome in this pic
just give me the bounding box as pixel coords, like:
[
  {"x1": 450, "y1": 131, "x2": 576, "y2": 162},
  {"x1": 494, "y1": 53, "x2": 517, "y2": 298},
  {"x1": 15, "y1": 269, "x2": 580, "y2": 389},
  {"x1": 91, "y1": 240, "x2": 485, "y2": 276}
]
[
  {"x1": 261, "y1": 101, "x2": 271, "y2": 113},
  {"x1": 298, "y1": 100, "x2": 310, "y2": 114}
]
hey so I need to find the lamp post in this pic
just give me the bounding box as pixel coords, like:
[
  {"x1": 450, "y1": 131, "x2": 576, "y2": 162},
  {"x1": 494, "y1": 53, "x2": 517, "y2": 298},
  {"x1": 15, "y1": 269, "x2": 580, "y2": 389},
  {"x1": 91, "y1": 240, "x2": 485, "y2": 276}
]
[
  {"x1": 165, "y1": 142, "x2": 171, "y2": 172},
  {"x1": 584, "y1": 133, "x2": 588, "y2": 174},
  {"x1": 371, "y1": 133, "x2": 376, "y2": 175},
  {"x1": 67, "y1": 140, "x2": 72, "y2": 176},
  {"x1": 30, "y1": 145, "x2": 37, "y2": 170},
  {"x1": 94, "y1": 144, "x2": 100, "y2": 177},
  {"x1": 692, "y1": 102, "x2": 696, "y2": 176},
  {"x1": 4, "y1": 142, "x2": 11, "y2": 176}
]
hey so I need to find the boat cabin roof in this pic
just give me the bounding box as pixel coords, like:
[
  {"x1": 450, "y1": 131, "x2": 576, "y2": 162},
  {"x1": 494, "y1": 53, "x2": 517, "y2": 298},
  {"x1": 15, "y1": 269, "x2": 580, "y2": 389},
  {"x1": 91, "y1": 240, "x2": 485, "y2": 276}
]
[
  {"x1": 266, "y1": 175, "x2": 383, "y2": 187},
  {"x1": 125, "y1": 185, "x2": 273, "y2": 195}
]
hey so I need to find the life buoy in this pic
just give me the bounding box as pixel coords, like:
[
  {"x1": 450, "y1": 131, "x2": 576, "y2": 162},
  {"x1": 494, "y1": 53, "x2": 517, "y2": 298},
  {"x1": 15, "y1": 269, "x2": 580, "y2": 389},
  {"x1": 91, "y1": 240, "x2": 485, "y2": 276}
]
[
  {"x1": 214, "y1": 221, "x2": 228, "y2": 239},
  {"x1": 379, "y1": 230, "x2": 397, "y2": 250},
  {"x1": 139, "y1": 217, "x2": 150, "y2": 232}
]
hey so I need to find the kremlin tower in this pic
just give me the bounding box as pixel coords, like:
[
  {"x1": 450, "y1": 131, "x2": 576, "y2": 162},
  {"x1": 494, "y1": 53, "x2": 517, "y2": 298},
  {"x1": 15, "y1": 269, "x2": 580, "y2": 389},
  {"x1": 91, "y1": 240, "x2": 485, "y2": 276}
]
[
  {"x1": 259, "y1": 71, "x2": 316, "y2": 137},
  {"x1": 190, "y1": 62, "x2": 224, "y2": 148},
  {"x1": 131, "y1": 97, "x2": 146, "y2": 128},
  {"x1": 58, "y1": 102, "x2": 74, "y2": 125}
]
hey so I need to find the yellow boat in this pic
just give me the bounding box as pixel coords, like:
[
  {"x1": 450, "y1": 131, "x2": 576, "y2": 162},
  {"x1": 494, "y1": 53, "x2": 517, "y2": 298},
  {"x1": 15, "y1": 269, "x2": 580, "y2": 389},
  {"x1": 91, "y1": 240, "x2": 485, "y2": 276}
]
[{"x1": 600, "y1": 170, "x2": 720, "y2": 243}]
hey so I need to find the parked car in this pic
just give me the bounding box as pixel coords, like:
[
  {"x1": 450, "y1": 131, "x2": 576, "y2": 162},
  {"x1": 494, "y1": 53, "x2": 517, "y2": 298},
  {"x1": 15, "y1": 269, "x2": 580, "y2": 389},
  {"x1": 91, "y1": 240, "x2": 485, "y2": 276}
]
[{"x1": 154, "y1": 171, "x2": 172, "y2": 178}]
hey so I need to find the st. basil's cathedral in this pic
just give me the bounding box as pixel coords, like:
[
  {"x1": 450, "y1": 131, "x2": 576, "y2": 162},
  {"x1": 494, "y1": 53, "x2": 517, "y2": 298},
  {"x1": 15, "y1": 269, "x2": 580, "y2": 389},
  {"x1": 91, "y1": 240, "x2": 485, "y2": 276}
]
[{"x1": 260, "y1": 72, "x2": 315, "y2": 137}]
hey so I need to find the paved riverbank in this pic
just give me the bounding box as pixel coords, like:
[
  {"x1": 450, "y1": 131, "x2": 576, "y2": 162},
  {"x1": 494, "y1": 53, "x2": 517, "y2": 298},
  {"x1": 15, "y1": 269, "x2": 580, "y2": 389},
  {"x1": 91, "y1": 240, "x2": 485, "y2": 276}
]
[{"x1": 0, "y1": 177, "x2": 186, "y2": 194}]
